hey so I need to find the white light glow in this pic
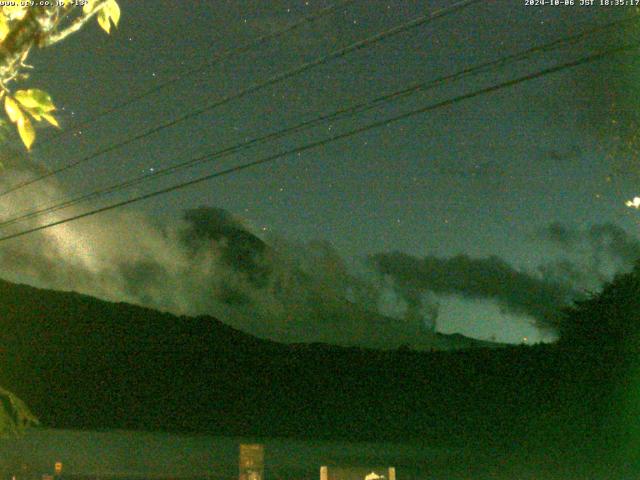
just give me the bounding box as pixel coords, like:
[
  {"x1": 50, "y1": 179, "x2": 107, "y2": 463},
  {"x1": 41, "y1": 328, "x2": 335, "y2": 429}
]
[{"x1": 625, "y1": 196, "x2": 640, "y2": 209}]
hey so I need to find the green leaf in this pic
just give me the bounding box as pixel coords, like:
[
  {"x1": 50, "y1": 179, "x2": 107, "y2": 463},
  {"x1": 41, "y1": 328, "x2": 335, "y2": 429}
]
[
  {"x1": 4, "y1": 96, "x2": 22, "y2": 124},
  {"x1": 106, "y1": 0, "x2": 120, "y2": 27},
  {"x1": 42, "y1": 112, "x2": 59, "y2": 128},
  {"x1": 17, "y1": 115, "x2": 35, "y2": 150},
  {"x1": 14, "y1": 89, "x2": 55, "y2": 112},
  {"x1": 97, "y1": 0, "x2": 120, "y2": 34},
  {"x1": 97, "y1": 10, "x2": 110, "y2": 33},
  {"x1": 0, "y1": 12, "x2": 9, "y2": 42}
]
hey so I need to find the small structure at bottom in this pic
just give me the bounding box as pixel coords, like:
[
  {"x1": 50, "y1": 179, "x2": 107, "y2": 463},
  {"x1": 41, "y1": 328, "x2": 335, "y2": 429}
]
[
  {"x1": 239, "y1": 444, "x2": 265, "y2": 480},
  {"x1": 320, "y1": 466, "x2": 396, "y2": 480}
]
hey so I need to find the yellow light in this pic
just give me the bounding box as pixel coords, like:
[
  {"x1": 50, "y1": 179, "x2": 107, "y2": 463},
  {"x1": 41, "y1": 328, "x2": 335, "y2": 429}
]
[{"x1": 625, "y1": 196, "x2": 640, "y2": 209}]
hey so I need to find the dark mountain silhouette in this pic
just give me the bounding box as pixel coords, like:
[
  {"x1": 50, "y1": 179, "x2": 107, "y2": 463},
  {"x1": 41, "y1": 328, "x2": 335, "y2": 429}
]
[
  {"x1": 0, "y1": 272, "x2": 636, "y2": 472},
  {"x1": 181, "y1": 207, "x2": 271, "y2": 288}
]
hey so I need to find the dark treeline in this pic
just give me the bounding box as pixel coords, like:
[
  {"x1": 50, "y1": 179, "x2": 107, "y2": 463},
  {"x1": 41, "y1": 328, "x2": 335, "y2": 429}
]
[{"x1": 0, "y1": 268, "x2": 638, "y2": 469}]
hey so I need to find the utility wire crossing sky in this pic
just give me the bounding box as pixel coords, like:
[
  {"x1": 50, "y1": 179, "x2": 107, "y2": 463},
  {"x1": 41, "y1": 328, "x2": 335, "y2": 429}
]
[{"x1": 0, "y1": 0, "x2": 634, "y2": 345}]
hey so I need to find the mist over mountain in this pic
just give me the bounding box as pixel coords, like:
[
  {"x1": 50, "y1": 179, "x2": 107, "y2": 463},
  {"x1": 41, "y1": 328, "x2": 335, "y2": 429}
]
[
  {"x1": 0, "y1": 273, "x2": 632, "y2": 463},
  {"x1": 2, "y1": 146, "x2": 640, "y2": 349},
  {"x1": 0, "y1": 278, "x2": 496, "y2": 437}
]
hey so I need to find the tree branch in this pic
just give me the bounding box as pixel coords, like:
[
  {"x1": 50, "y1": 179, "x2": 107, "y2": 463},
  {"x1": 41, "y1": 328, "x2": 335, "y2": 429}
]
[
  {"x1": 0, "y1": 8, "x2": 39, "y2": 64},
  {"x1": 41, "y1": 1, "x2": 110, "y2": 47},
  {"x1": 0, "y1": 385, "x2": 39, "y2": 436}
]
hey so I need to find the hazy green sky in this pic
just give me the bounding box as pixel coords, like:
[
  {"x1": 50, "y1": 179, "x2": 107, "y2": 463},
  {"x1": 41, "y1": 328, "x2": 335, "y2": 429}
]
[{"x1": 1, "y1": 0, "x2": 637, "y2": 344}]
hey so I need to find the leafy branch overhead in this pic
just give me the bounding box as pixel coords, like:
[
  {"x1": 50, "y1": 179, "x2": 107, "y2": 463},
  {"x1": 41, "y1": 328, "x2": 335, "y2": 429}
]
[
  {"x1": 0, "y1": 0, "x2": 121, "y2": 149},
  {"x1": 0, "y1": 0, "x2": 121, "y2": 437}
]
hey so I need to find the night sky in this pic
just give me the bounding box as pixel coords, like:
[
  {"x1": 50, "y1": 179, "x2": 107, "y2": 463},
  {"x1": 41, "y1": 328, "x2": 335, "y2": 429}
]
[{"x1": 0, "y1": 0, "x2": 638, "y2": 346}]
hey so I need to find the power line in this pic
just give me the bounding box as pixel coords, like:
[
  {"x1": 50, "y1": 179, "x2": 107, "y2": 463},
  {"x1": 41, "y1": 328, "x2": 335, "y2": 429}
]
[
  {"x1": 0, "y1": 41, "x2": 635, "y2": 244},
  {"x1": 0, "y1": 0, "x2": 482, "y2": 198},
  {"x1": 34, "y1": 0, "x2": 355, "y2": 149},
  {"x1": 0, "y1": 15, "x2": 632, "y2": 230}
]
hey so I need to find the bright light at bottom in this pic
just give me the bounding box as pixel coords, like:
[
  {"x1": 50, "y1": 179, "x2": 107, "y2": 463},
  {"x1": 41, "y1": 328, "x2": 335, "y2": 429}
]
[{"x1": 625, "y1": 196, "x2": 640, "y2": 209}]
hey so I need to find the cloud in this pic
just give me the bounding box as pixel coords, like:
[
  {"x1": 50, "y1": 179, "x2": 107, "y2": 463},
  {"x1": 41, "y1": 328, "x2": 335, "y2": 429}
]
[
  {"x1": 369, "y1": 222, "x2": 640, "y2": 335},
  {"x1": 587, "y1": 223, "x2": 640, "y2": 265},
  {"x1": 0, "y1": 153, "x2": 452, "y2": 348},
  {"x1": 369, "y1": 252, "x2": 577, "y2": 330},
  {"x1": 179, "y1": 207, "x2": 271, "y2": 288},
  {"x1": 0, "y1": 147, "x2": 633, "y2": 346},
  {"x1": 541, "y1": 222, "x2": 574, "y2": 247},
  {"x1": 538, "y1": 222, "x2": 640, "y2": 280}
]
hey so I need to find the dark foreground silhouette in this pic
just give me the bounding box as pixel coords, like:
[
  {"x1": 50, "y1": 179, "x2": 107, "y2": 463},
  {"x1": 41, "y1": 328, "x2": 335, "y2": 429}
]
[{"x1": 0, "y1": 266, "x2": 639, "y2": 477}]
